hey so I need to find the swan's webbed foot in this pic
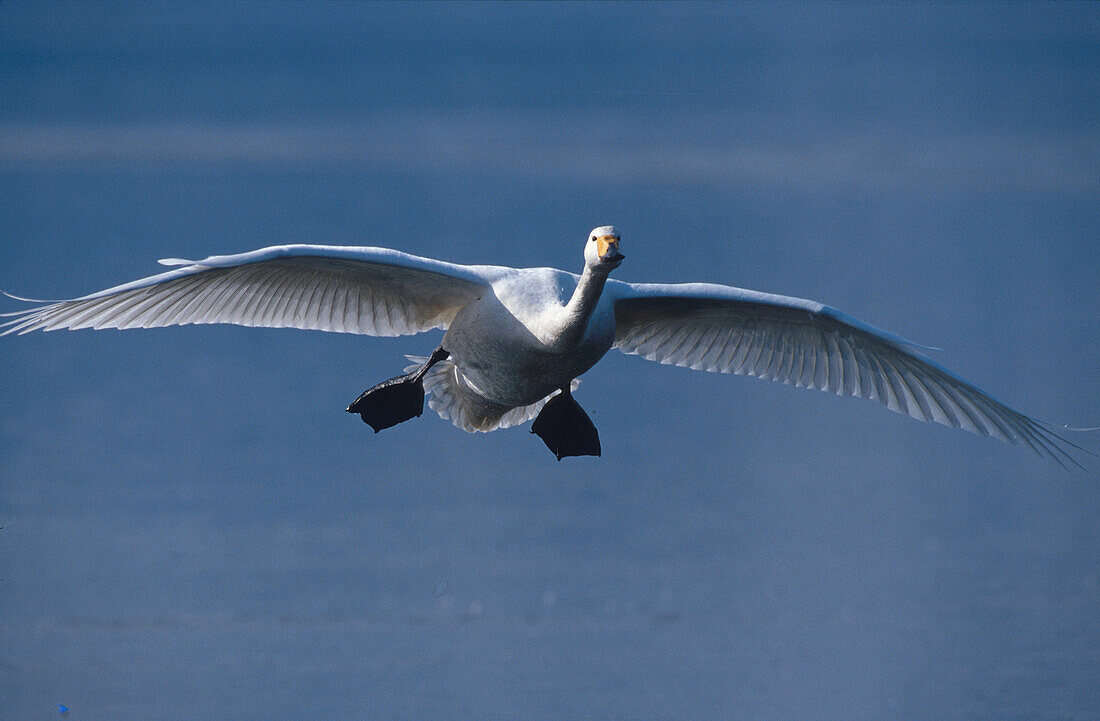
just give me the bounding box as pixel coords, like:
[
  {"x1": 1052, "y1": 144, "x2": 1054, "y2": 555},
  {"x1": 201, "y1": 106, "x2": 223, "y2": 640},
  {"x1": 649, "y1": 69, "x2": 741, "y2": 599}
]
[
  {"x1": 346, "y1": 374, "x2": 426, "y2": 432},
  {"x1": 346, "y1": 346, "x2": 448, "y2": 433},
  {"x1": 530, "y1": 386, "x2": 601, "y2": 460}
]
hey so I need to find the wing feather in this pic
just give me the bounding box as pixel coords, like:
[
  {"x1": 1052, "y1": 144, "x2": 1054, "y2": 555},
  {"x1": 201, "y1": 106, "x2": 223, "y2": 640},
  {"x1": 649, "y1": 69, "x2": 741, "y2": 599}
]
[
  {"x1": 610, "y1": 280, "x2": 1083, "y2": 467},
  {"x1": 2, "y1": 244, "x2": 494, "y2": 338}
]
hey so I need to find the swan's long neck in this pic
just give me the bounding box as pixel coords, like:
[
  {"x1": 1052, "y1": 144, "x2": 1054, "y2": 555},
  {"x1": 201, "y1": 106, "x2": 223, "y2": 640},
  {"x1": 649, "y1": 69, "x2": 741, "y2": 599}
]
[{"x1": 555, "y1": 266, "x2": 610, "y2": 350}]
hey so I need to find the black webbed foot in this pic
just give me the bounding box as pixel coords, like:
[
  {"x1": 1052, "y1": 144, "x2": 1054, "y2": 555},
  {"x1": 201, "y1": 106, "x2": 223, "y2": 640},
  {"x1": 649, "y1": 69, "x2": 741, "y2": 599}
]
[
  {"x1": 346, "y1": 347, "x2": 448, "y2": 433},
  {"x1": 346, "y1": 374, "x2": 426, "y2": 432},
  {"x1": 530, "y1": 387, "x2": 601, "y2": 460}
]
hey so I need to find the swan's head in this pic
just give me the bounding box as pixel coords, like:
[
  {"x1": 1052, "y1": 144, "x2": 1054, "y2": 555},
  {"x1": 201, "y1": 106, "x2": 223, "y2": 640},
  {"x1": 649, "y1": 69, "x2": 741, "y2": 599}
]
[{"x1": 584, "y1": 225, "x2": 624, "y2": 272}]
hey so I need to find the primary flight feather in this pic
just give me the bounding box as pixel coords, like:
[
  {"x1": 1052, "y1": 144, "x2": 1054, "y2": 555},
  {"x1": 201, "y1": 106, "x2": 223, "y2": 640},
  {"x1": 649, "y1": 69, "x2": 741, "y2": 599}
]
[{"x1": 1, "y1": 225, "x2": 1081, "y2": 464}]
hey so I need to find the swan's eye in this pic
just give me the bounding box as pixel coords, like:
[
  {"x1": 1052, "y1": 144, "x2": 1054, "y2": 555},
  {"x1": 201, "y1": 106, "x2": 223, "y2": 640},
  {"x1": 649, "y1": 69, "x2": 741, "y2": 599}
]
[{"x1": 591, "y1": 237, "x2": 596, "y2": 242}]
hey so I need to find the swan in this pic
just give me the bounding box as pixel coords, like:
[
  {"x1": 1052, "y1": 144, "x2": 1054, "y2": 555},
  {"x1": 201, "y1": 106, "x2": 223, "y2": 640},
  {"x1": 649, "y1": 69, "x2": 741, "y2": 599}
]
[{"x1": 1, "y1": 225, "x2": 1084, "y2": 464}]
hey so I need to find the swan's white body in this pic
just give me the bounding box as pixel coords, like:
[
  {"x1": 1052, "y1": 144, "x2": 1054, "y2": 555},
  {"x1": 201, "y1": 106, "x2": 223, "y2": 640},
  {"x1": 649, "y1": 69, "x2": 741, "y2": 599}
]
[
  {"x1": 442, "y1": 267, "x2": 616, "y2": 419},
  {"x1": 1, "y1": 226, "x2": 1081, "y2": 465}
]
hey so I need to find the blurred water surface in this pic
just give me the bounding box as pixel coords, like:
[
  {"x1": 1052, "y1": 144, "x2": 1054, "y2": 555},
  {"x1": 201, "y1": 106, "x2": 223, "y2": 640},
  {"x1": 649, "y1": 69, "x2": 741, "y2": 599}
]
[{"x1": 1, "y1": 3, "x2": 1098, "y2": 720}]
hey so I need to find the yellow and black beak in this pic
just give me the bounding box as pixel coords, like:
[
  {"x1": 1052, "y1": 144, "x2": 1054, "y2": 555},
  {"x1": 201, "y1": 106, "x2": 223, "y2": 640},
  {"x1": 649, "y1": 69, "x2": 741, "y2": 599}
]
[{"x1": 596, "y1": 235, "x2": 624, "y2": 265}]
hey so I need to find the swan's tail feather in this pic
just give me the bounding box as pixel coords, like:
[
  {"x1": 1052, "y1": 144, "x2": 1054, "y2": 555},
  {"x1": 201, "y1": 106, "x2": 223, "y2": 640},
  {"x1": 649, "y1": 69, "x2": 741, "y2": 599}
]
[{"x1": 404, "y1": 355, "x2": 579, "y2": 433}]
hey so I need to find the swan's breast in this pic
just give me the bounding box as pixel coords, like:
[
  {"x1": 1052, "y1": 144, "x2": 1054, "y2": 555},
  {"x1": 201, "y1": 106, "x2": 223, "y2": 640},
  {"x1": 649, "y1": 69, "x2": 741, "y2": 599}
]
[
  {"x1": 442, "y1": 269, "x2": 613, "y2": 406},
  {"x1": 487, "y1": 269, "x2": 573, "y2": 340}
]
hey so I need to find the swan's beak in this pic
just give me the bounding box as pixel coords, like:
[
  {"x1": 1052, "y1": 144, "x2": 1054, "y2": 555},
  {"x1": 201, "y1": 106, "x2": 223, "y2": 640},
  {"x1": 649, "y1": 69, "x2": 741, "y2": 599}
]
[{"x1": 597, "y1": 236, "x2": 624, "y2": 265}]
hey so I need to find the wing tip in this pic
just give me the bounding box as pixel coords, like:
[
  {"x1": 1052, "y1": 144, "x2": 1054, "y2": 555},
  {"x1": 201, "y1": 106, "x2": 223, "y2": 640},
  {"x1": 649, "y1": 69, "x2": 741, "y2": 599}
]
[
  {"x1": 2, "y1": 290, "x2": 57, "y2": 304},
  {"x1": 1016, "y1": 418, "x2": 1094, "y2": 472}
]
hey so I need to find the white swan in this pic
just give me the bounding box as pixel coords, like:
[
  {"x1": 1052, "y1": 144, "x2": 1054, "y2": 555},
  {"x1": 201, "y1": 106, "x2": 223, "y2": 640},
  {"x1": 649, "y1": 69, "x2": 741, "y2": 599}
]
[{"x1": 1, "y1": 225, "x2": 1083, "y2": 464}]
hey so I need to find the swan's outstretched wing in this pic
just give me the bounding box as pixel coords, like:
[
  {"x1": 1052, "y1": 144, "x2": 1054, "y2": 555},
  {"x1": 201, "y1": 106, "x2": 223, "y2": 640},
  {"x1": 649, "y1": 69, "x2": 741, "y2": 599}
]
[
  {"x1": 609, "y1": 280, "x2": 1081, "y2": 467},
  {"x1": 2, "y1": 245, "x2": 497, "y2": 337}
]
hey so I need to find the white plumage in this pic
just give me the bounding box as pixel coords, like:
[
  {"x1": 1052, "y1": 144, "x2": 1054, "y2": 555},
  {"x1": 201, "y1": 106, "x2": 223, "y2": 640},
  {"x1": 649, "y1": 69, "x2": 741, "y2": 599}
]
[{"x1": 1, "y1": 226, "x2": 1083, "y2": 465}]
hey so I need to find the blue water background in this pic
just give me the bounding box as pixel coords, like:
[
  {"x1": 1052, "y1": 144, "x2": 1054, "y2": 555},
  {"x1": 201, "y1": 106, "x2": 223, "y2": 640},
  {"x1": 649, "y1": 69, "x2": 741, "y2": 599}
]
[{"x1": 1, "y1": 3, "x2": 1098, "y2": 719}]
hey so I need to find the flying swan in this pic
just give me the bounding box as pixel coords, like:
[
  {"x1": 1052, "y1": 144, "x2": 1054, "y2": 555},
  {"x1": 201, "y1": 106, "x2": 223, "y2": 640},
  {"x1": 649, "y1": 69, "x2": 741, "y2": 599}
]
[{"x1": 1, "y1": 226, "x2": 1084, "y2": 464}]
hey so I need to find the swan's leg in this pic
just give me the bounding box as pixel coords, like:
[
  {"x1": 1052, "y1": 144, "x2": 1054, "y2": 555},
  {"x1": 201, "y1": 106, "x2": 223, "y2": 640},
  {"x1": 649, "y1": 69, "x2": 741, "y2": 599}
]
[
  {"x1": 530, "y1": 385, "x2": 601, "y2": 460},
  {"x1": 346, "y1": 346, "x2": 449, "y2": 433}
]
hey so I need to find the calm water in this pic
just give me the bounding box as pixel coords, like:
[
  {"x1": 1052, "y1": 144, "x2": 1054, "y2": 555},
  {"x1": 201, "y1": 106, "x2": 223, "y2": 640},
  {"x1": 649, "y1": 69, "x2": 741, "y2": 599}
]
[{"x1": 2, "y1": 4, "x2": 1098, "y2": 719}]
